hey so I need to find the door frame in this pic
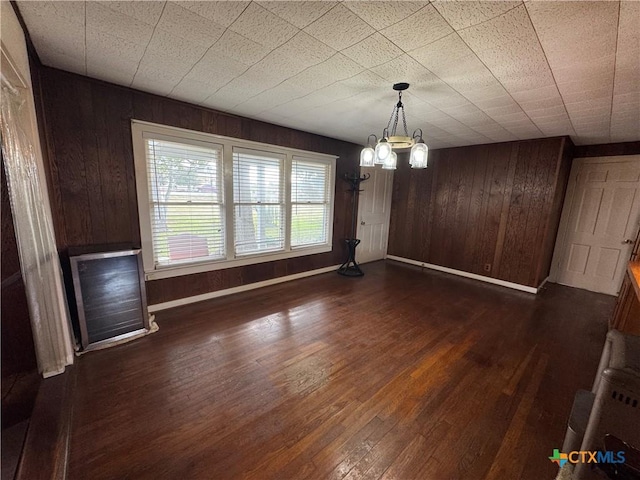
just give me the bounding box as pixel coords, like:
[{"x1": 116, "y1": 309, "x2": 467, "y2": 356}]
[{"x1": 549, "y1": 154, "x2": 640, "y2": 285}]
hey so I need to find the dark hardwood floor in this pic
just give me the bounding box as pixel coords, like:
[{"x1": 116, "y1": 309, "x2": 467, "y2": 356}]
[{"x1": 68, "y1": 260, "x2": 614, "y2": 480}]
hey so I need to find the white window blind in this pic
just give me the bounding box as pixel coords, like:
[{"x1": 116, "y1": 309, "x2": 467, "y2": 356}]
[
  {"x1": 233, "y1": 149, "x2": 284, "y2": 256},
  {"x1": 144, "y1": 137, "x2": 224, "y2": 267},
  {"x1": 291, "y1": 158, "x2": 331, "y2": 248}
]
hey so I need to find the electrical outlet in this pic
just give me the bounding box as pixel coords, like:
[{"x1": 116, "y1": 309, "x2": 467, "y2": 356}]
[{"x1": 484, "y1": 263, "x2": 491, "y2": 272}]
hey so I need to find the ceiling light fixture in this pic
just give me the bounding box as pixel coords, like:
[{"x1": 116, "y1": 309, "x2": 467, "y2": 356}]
[{"x1": 360, "y1": 82, "x2": 428, "y2": 170}]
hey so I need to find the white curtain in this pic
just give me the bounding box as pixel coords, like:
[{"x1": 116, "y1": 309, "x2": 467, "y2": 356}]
[{"x1": 1, "y1": 79, "x2": 74, "y2": 377}]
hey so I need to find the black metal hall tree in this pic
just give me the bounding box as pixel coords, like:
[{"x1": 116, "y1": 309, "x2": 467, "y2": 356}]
[{"x1": 337, "y1": 172, "x2": 370, "y2": 277}]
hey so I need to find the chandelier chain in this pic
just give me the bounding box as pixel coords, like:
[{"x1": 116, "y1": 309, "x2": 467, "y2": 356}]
[
  {"x1": 385, "y1": 91, "x2": 410, "y2": 137},
  {"x1": 401, "y1": 105, "x2": 409, "y2": 136}
]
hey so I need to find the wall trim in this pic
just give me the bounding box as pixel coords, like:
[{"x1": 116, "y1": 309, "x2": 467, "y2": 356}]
[
  {"x1": 386, "y1": 255, "x2": 541, "y2": 294},
  {"x1": 148, "y1": 264, "x2": 341, "y2": 312}
]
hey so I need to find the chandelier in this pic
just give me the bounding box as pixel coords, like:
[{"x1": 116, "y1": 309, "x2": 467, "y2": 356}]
[{"x1": 359, "y1": 83, "x2": 428, "y2": 170}]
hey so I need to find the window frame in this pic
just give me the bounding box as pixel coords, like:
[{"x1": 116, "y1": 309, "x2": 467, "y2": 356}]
[{"x1": 132, "y1": 120, "x2": 337, "y2": 281}]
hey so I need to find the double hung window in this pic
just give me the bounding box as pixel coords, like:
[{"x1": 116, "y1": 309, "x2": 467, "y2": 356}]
[{"x1": 132, "y1": 121, "x2": 336, "y2": 280}]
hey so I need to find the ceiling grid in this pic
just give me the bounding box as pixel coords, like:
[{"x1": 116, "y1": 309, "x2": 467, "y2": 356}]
[{"x1": 16, "y1": 0, "x2": 639, "y2": 148}]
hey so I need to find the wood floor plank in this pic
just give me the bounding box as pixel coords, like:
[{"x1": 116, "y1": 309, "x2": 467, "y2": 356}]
[{"x1": 67, "y1": 261, "x2": 613, "y2": 479}]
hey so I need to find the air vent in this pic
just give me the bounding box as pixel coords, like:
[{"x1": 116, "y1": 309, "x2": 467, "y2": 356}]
[{"x1": 611, "y1": 390, "x2": 638, "y2": 408}]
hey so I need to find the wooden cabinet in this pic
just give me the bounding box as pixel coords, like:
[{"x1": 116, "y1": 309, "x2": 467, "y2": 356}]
[
  {"x1": 610, "y1": 266, "x2": 640, "y2": 335},
  {"x1": 610, "y1": 227, "x2": 640, "y2": 335}
]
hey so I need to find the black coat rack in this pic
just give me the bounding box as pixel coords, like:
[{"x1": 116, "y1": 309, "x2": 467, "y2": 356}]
[{"x1": 337, "y1": 172, "x2": 370, "y2": 277}]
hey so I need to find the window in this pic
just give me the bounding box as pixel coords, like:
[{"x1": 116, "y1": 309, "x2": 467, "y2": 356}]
[
  {"x1": 132, "y1": 121, "x2": 336, "y2": 280},
  {"x1": 291, "y1": 158, "x2": 331, "y2": 248},
  {"x1": 233, "y1": 149, "x2": 284, "y2": 255},
  {"x1": 144, "y1": 136, "x2": 224, "y2": 267}
]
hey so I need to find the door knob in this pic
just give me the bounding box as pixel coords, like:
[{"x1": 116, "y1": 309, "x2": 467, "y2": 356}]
[
  {"x1": 361, "y1": 221, "x2": 365, "y2": 225},
  {"x1": 622, "y1": 239, "x2": 634, "y2": 244}
]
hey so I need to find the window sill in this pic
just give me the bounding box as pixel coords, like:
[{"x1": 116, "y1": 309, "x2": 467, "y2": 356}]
[{"x1": 144, "y1": 244, "x2": 332, "y2": 281}]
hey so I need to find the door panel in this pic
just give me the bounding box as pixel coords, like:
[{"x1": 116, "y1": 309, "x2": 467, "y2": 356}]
[
  {"x1": 557, "y1": 157, "x2": 640, "y2": 295},
  {"x1": 356, "y1": 167, "x2": 393, "y2": 264}
]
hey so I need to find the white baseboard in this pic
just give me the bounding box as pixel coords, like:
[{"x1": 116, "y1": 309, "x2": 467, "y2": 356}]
[
  {"x1": 148, "y1": 264, "x2": 341, "y2": 312},
  {"x1": 385, "y1": 255, "x2": 543, "y2": 294}
]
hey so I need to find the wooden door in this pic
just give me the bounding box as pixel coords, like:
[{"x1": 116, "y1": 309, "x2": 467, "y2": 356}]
[
  {"x1": 555, "y1": 156, "x2": 640, "y2": 295},
  {"x1": 356, "y1": 167, "x2": 393, "y2": 264}
]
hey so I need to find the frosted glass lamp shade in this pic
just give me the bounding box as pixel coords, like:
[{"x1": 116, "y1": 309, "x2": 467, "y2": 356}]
[
  {"x1": 374, "y1": 141, "x2": 392, "y2": 165},
  {"x1": 360, "y1": 147, "x2": 375, "y2": 167},
  {"x1": 409, "y1": 142, "x2": 429, "y2": 169},
  {"x1": 382, "y1": 151, "x2": 397, "y2": 170}
]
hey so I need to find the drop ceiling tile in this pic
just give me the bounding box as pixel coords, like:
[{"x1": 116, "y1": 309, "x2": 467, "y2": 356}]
[
  {"x1": 432, "y1": 0, "x2": 521, "y2": 31},
  {"x1": 207, "y1": 30, "x2": 271, "y2": 67},
  {"x1": 212, "y1": 69, "x2": 285, "y2": 107},
  {"x1": 87, "y1": 62, "x2": 136, "y2": 87},
  {"x1": 526, "y1": 105, "x2": 569, "y2": 119},
  {"x1": 411, "y1": 34, "x2": 510, "y2": 104},
  {"x1": 17, "y1": 1, "x2": 84, "y2": 25},
  {"x1": 490, "y1": 111, "x2": 533, "y2": 123},
  {"x1": 257, "y1": 1, "x2": 337, "y2": 29},
  {"x1": 86, "y1": 53, "x2": 138, "y2": 80},
  {"x1": 156, "y1": 2, "x2": 225, "y2": 47},
  {"x1": 285, "y1": 67, "x2": 337, "y2": 93},
  {"x1": 560, "y1": 86, "x2": 612, "y2": 105},
  {"x1": 525, "y1": 1, "x2": 618, "y2": 134},
  {"x1": 175, "y1": 1, "x2": 249, "y2": 28},
  {"x1": 526, "y1": 1, "x2": 618, "y2": 67},
  {"x1": 171, "y1": 79, "x2": 213, "y2": 105},
  {"x1": 371, "y1": 54, "x2": 437, "y2": 86},
  {"x1": 506, "y1": 85, "x2": 563, "y2": 104},
  {"x1": 563, "y1": 99, "x2": 610, "y2": 115},
  {"x1": 480, "y1": 103, "x2": 525, "y2": 117},
  {"x1": 613, "y1": 2, "x2": 640, "y2": 99},
  {"x1": 343, "y1": 1, "x2": 429, "y2": 30},
  {"x1": 184, "y1": 52, "x2": 247, "y2": 85},
  {"x1": 201, "y1": 93, "x2": 245, "y2": 113},
  {"x1": 612, "y1": 93, "x2": 640, "y2": 110},
  {"x1": 270, "y1": 32, "x2": 336, "y2": 69},
  {"x1": 234, "y1": 83, "x2": 309, "y2": 115},
  {"x1": 27, "y1": 19, "x2": 85, "y2": 64},
  {"x1": 553, "y1": 59, "x2": 617, "y2": 91},
  {"x1": 135, "y1": 51, "x2": 193, "y2": 85},
  {"x1": 145, "y1": 29, "x2": 210, "y2": 66},
  {"x1": 458, "y1": 5, "x2": 556, "y2": 94},
  {"x1": 96, "y1": 1, "x2": 165, "y2": 26},
  {"x1": 415, "y1": 83, "x2": 471, "y2": 110},
  {"x1": 342, "y1": 33, "x2": 404, "y2": 69},
  {"x1": 229, "y1": 2, "x2": 299, "y2": 49},
  {"x1": 86, "y1": 29, "x2": 147, "y2": 67},
  {"x1": 305, "y1": 53, "x2": 365, "y2": 83},
  {"x1": 39, "y1": 49, "x2": 85, "y2": 75},
  {"x1": 131, "y1": 76, "x2": 176, "y2": 96},
  {"x1": 86, "y1": 2, "x2": 155, "y2": 45},
  {"x1": 381, "y1": 4, "x2": 453, "y2": 52},
  {"x1": 304, "y1": 4, "x2": 374, "y2": 51},
  {"x1": 340, "y1": 70, "x2": 388, "y2": 96}
]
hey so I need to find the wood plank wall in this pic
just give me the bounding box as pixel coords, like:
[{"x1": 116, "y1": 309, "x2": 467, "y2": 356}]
[
  {"x1": 574, "y1": 141, "x2": 640, "y2": 158},
  {"x1": 388, "y1": 137, "x2": 573, "y2": 288},
  {"x1": 32, "y1": 66, "x2": 361, "y2": 306}
]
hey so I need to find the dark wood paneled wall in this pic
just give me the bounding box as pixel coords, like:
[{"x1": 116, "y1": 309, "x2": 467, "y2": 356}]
[
  {"x1": 1, "y1": 157, "x2": 37, "y2": 377},
  {"x1": 388, "y1": 137, "x2": 572, "y2": 288},
  {"x1": 574, "y1": 141, "x2": 640, "y2": 158},
  {"x1": 33, "y1": 66, "x2": 361, "y2": 305}
]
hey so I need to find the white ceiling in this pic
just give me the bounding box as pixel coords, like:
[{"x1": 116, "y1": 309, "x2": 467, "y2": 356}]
[{"x1": 16, "y1": 1, "x2": 640, "y2": 149}]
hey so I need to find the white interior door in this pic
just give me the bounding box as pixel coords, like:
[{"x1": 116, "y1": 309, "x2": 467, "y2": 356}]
[
  {"x1": 356, "y1": 167, "x2": 393, "y2": 264},
  {"x1": 554, "y1": 156, "x2": 640, "y2": 295}
]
